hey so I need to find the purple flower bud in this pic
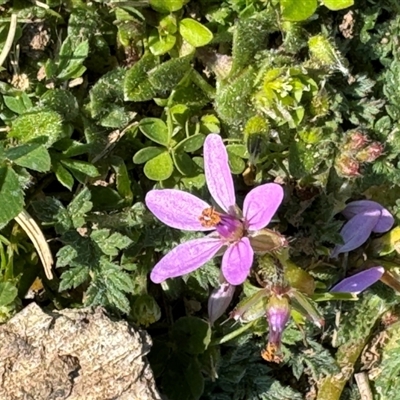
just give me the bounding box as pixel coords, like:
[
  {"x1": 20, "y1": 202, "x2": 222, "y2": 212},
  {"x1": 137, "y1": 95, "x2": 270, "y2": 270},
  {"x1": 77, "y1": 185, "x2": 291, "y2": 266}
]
[
  {"x1": 341, "y1": 200, "x2": 394, "y2": 233},
  {"x1": 330, "y1": 266, "x2": 385, "y2": 294},
  {"x1": 208, "y1": 281, "x2": 236, "y2": 325},
  {"x1": 331, "y1": 200, "x2": 394, "y2": 257},
  {"x1": 266, "y1": 295, "x2": 290, "y2": 348}
]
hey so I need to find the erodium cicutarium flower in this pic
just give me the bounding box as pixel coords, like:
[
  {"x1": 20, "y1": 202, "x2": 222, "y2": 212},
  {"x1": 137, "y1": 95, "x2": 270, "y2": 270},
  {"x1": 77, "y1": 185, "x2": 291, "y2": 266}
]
[
  {"x1": 145, "y1": 134, "x2": 284, "y2": 286},
  {"x1": 331, "y1": 200, "x2": 394, "y2": 258}
]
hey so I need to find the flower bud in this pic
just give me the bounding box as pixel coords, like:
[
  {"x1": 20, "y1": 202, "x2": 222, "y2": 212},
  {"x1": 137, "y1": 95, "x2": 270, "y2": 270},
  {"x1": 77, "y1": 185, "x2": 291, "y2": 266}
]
[
  {"x1": 266, "y1": 295, "x2": 290, "y2": 349},
  {"x1": 346, "y1": 131, "x2": 369, "y2": 151},
  {"x1": 130, "y1": 294, "x2": 161, "y2": 327},
  {"x1": 335, "y1": 154, "x2": 361, "y2": 177},
  {"x1": 356, "y1": 142, "x2": 384, "y2": 163},
  {"x1": 208, "y1": 281, "x2": 236, "y2": 325}
]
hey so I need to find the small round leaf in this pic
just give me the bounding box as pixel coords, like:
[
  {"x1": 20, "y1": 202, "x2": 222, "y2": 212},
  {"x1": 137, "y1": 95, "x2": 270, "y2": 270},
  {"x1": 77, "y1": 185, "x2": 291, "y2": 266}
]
[
  {"x1": 144, "y1": 151, "x2": 174, "y2": 181},
  {"x1": 281, "y1": 0, "x2": 317, "y2": 21},
  {"x1": 175, "y1": 134, "x2": 205, "y2": 153},
  {"x1": 139, "y1": 118, "x2": 170, "y2": 146},
  {"x1": 179, "y1": 19, "x2": 213, "y2": 48},
  {"x1": 133, "y1": 147, "x2": 165, "y2": 164}
]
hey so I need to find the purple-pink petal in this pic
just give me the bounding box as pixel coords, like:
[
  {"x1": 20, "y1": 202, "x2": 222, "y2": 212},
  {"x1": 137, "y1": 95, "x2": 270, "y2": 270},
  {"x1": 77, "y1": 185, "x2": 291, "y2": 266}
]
[
  {"x1": 203, "y1": 134, "x2": 236, "y2": 213},
  {"x1": 243, "y1": 183, "x2": 284, "y2": 231},
  {"x1": 150, "y1": 237, "x2": 224, "y2": 283},
  {"x1": 330, "y1": 266, "x2": 385, "y2": 294},
  {"x1": 145, "y1": 189, "x2": 212, "y2": 231},
  {"x1": 221, "y1": 237, "x2": 254, "y2": 285},
  {"x1": 342, "y1": 200, "x2": 394, "y2": 233},
  {"x1": 208, "y1": 281, "x2": 236, "y2": 325},
  {"x1": 331, "y1": 210, "x2": 381, "y2": 258}
]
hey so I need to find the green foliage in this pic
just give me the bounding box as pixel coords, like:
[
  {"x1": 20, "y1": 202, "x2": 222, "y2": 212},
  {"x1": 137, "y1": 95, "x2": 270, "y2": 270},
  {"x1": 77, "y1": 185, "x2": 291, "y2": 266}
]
[{"x1": 2, "y1": 0, "x2": 400, "y2": 399}]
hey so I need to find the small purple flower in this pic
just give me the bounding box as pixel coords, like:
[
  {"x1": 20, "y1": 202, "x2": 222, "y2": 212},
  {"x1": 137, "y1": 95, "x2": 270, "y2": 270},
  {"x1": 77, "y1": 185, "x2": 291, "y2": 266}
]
[
  {"x1": 330, "y1": 266, "x2": 385, "y2": 294},
  {"x1": 145, "y1": 134, "x2": 284, "y2": 285},
  {"x1": 331, "y1": 200, "x2": 394, "y2": 258},
  {"x1": 262, "y1": 294, "x2": 290, "y2": 363},
  {"x1": 208, "y1": 279, "x2": 236, "y2": 325}
]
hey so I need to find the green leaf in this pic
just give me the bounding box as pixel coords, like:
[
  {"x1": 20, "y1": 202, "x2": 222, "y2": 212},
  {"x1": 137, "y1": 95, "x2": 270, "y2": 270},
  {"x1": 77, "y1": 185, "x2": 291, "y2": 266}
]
[
  {"x1": 227, "y1": 151, "x2": 245, "y2": 174},
  {"x1": 175, "y1": 134, "x2": 205, "y2": 153},
  {"x1": 179, "y1": 19, "x2": 213, "y2": 48},
  {"x1": 149, "y1": 0, "x2": 186, "y2": 12},
  {"x1": 139, "y1": 118, "x2": 170, "y2": 146},
  {"x1": 172, "y1": 316, "x2": 211, "y2": 355},
  {"x1": 144, "y1": 151, "x2": 174, "y2": 181},
  {"x1": 57, "y1": 40, "x2": 89, "y2": 80},
  {"x1": 41, "y1": 89, "x2": 79, "y2": 121},
  {"x1": 59, "y1": 266, "x2": 90, "y2": 291},
  {"x1": 111, "y1": 156, "x2": 133, "y2": 204},
  {"x1": 0, "y1": 282, "x2": 18, "y2": 306},
  {"x1": 226, "y1": 143, "x2": 247, "y2": 158},
  {"x1": 148, "y1": 55, "x2": 192, "y2": 92},
  {"x1": 124, "y1": 52, "x2": 159, "y2": 102},
  {"x1": 105, "y1": 283, "x2": 131, "y2": 313},
  {"x1": 149, "y1": 30, "x2": 176, "y2": 56},
  {"x1": 230, "y1": 13, "x2": 275, "y2": 76},
  {"x1": 9, "y1": 110, "x2": 67, "y2": 147},
  {"x1": 60, "y1": 159, "x2": 99, "y2": 180},
  {"x1": 281, "y1": 0, "x2": 317, "y2": 21},
  {"x1": 6, "y1": 143, "x2": 51, "y2": 172},
  {"x1": 322, "y1": 0, "x2": 354, "y2": 10},
  {"x1": 172, "y1": 151, "x2": 197, "y2": 176},
  {"x1": 133, "y1": 146, "x2": 164, "y2": 164},
  {"x1": 91, "y1": 229, "x2": 132, "y2": 256},
  {"x1": 67, "y1": 187, "x2": 93, "y2": 229},
  {"x1": 162, "y1": 353, "x2": 204, "y2": 400},
  {"x1": 3, "y1": 94, "x2": 30, "y2": 115},
  {"x1": 53, "y1": 161, "x2": 74, "y2": 191},
  {"x1": 0, "y1": 166, "x2": 24, "y2": 225}
]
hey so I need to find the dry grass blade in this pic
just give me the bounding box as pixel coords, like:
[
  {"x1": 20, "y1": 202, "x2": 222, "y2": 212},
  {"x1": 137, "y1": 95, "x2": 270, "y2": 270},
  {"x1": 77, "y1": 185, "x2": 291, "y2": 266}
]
[
  {"x1": 14, "y1": 210, "x2": 54, "y2": 279},
  {"x1": 0, "y1": 14, "x2": 18, "y2": 67}
]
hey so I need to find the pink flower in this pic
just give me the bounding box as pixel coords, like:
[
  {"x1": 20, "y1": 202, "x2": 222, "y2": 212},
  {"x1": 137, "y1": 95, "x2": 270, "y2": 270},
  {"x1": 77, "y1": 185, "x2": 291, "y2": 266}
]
[
  {"x1": 331, "y1": 200, "x2": 394, "y2": 258},
  {"x1": 145, "y1": 134, "x2": 284, "y2": 285}
]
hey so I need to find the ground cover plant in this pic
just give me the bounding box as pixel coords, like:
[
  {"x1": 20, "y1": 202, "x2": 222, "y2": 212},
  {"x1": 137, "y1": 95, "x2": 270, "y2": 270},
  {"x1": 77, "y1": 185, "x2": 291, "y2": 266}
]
[{"x1": 2, "y1": 0, "x2": 400, "y2": 398}]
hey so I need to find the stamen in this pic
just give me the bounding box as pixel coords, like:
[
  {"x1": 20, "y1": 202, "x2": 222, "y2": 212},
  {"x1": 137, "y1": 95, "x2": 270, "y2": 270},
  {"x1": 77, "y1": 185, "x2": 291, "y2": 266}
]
[{"x1": 199, "y1": 207, "x2": 221, "y2": 228}]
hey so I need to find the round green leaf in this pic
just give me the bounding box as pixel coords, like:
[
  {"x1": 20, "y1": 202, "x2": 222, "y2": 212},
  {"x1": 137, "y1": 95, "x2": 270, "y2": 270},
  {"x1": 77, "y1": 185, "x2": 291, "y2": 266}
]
[
  {"x1": 175, "y1": 134, "x2": 205, "y2": 153},
  {"x1": 149, "y1": 30, "x2": 176, "y2": 56},
  {"x1": 9, "y1": 110, "x2": 67, "y2": 147},
  {"x1": 144, "y1": 151, "x2": 174, "y2": 181},
  {"x1": 179, "y1": 19, "x2": 213, "y2": 48},
  {"x1": 226, "y1": 144, "x2": 247, "y2": 158},
  {"x1": 227, "y1": 152, "x2": 245, "y2": 174},
  {"x1": 150, "y1": 0, "x2": 185, "y2": 12},
  {"x1": 281, "y1": 0, "x2": 317, "y2": 21},
  {"x1": 172, "y1": 151, "x2": 197, "y2": 176},
  {"x1": 322, "y1": 0, "x2": 354, "y2": 10},
  {"x1": 139, "y1": 118, "x2": 170, "y2": 146},
  {"x1": 133, "y1": 146, "x2": 165, "y2": 164}
]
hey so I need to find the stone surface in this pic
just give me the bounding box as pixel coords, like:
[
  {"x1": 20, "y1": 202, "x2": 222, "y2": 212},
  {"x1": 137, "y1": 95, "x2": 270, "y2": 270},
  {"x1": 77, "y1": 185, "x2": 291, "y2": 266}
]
[{"x1": 0, "y1": 303, "x2": 162, "y2": 400}]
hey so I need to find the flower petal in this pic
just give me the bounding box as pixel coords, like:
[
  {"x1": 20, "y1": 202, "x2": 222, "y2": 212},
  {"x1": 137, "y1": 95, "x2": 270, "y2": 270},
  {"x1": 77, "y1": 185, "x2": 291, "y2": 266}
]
[
  {"x1": 221, "y1": 237, "x2": 254, "y2": 285},
  {"x1": 203, "y1": 134, "x2": 236, "y2": 213},
  {"x1": 342, "y1": 200, "x2": 394, "y2": 233},
  {"x1": 146, "y1": 189, "x2": 211, "y2": 231},
  {"x1": 330, "y1": 266, "x2": 385, "y2": 294},
  {"x1": 208, "y1": 281, "x2": 236, "y2": 325},
  {"x1": 243, "y1": 183, "x2": 284, "y2": 230},
  {"x1": 331, "y1": 210, "x2": 381, "y2": 258},
  {"x1": 150, "y1": 238, "x2": 224, "y2": 283}
]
